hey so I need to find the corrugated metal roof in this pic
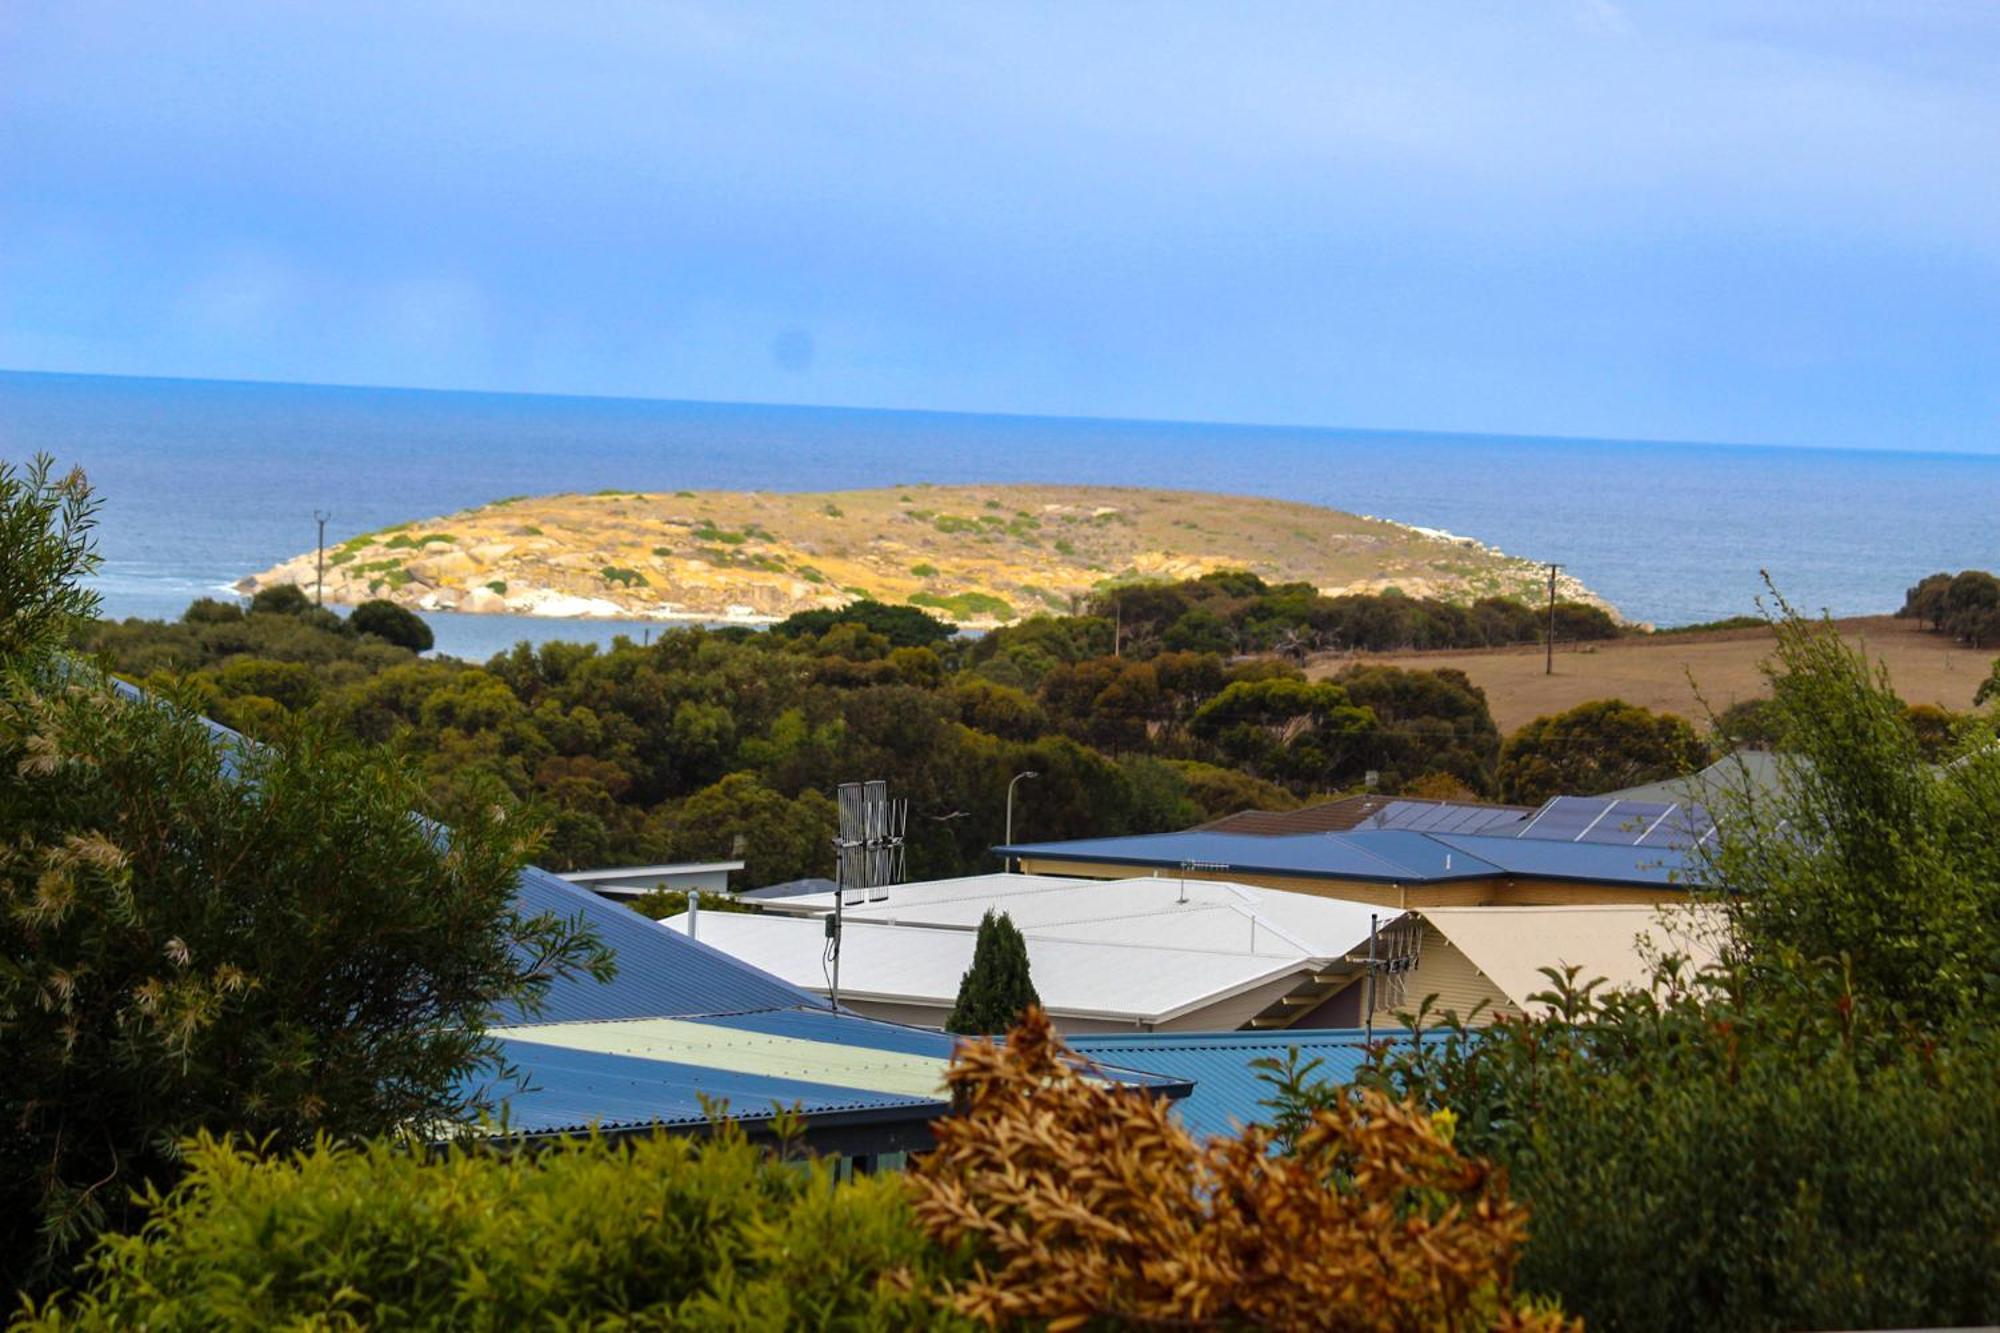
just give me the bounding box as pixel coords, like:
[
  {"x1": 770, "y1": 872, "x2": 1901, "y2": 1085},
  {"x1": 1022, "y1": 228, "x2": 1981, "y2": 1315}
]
[
  {"x1": 503, "y1": 866, "x2": 818, "y2": 1024},
  {"x1": 1069, "y1": 1030, "x2": 1405, "y2": 1142},
  {"x1": 474, "y1": 1039, "x2": 941, "y2": 1134},
  {"x1": 1426, "y1": 833, "x2": 1695, "y2": 886},
  {"x1": 996, "y1": 829, "x2": 1504, "y2": 884}
]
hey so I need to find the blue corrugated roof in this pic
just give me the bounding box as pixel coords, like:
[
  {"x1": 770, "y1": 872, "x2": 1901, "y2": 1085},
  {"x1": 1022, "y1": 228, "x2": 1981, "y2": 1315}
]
[
  {"x1": 1428, "y1": 833, "x2": 1695, "y2": 886},
  {"x1": 696, "y1": 1006, "x2": 964, "y2": 1057},
  {"x1": 1070, "y1": 1029, "x2": 1409, "y2": 1142},
  {"x1": 998, "y1": 819, "x2": 1696, "y2": 891},
  {"x1": 474, "y1": 1038, "x2": 941, "y2": 1134},
  {"x1": 503, "y1": 866, "x2": 820, "y2": 1024}
]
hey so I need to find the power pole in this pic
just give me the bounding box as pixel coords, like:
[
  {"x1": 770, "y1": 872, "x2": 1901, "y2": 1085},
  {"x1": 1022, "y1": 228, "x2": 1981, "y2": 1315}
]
[
  {"x1": 1545, "y1": 562, "x2": 1561, "y2": 676},
  {"x1": 314, "y1": 510, "x2": 332, "y2": 607}
]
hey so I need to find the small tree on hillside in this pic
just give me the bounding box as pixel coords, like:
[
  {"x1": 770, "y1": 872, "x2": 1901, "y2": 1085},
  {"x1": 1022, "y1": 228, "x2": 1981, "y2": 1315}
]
[
  {"x1": 947, "y1": 910, "x2": 1040, "y2": 1035},
  {"x1": 349, "y1": 598, "x2": 435, "y2": 652}
]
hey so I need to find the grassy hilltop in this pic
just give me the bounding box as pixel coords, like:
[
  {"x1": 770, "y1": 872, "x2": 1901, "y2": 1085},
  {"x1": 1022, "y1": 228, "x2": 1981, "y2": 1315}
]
[{"x1": 239, "y1": 483, "x2": 1610, "y2": 626}]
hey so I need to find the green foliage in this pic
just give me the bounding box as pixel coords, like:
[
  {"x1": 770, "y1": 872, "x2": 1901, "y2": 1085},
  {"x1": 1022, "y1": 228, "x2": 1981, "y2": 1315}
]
[
  {"x1": 909, "y1": 561, "x2": 938, "y2": 577},
  {"x1": 1901, "y1": 569, "x2": 2000, "y2": 646},
  {"x1": 909, "y1": 590, "x2": 1015, "y2": 622},
  {"x1": 601, "y1": 565, "x2": 648, "y2": 588},
  {"x1": 23, "y1": 1130, "x2": 970, "y2": 1331},
  {"x1": 645, "y1": 773, "x2": 837, "y2": 888},
  {"x1": 1497, "y1": 697, "x2": 1706, "y2": 803},
  {"x1": 248, "y1": 584, "x2": 313, "y2": 616},
  {"x1": 0, "y1": 682, "x2": 611, "y2": 1291},
  {"x1": 1978, "y1": 657, "x2": 2000, "y2": 707},
  {"x1": 692, "y1": 523, "x2": 747, "y2": 545},
  {"x1": 1189, "y1": 677, "x2": 1376, "y2": 787},
  {"x1": 1712, "y1": 695, "x2": 1781, "y2": 749},
  {"x1": 771, "y1": 600, "x2": 957, "y2": 648},
  {"x1": 348, "y1": 598, "x2": 435, "y2": 652},
  {"x1": 1340, "y1": 970, "x2": 2000, "y2": 1333},
  {"x1": 627, "y1": 888, "x2": 763, "y2": 921},
  {"x1": 930, "y1": 513, "x2": 980, "y2": 535},
  {"x1": 1704, "y1": 600, "x2": 2000, "y2": 1023},
  {"x1": 0, "y1": 452, "x2": 100, "y2": 663},
  {"x1": 1334, "y1": 664, "x2": 1501, "y2": 793},
  {"x1": 946, "y1": 910, "x2": 1039, "y2": 1035},
  {"x1": 821, "y1": 502, "x2": 844, "y2": 517},
  {"x1": 484, "y1": 580, "x2": 507, "y2": 595}
]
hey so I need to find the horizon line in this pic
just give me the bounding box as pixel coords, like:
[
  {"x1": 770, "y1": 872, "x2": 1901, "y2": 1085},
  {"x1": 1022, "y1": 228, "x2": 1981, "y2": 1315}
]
[{"x1": 2, "y1": 364, "x2": 1991, "y2": 463}]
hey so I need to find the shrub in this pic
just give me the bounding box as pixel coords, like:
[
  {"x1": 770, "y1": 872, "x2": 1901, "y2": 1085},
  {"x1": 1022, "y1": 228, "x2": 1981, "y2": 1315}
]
[
  {"x1": 349, "y1": 599, "x2": 434, "y2": 652},
  {"x1": 248, "y1": 583, "x2": 313, "y2": 616},
  {"x1": 914, "y1": 1010, "x2": 1569, "y2": 1330},
  {"x1": 178, "y1": 598, "x2": 242, "y2": 625},
  {"x1": 771, "y1": 600, "x2": 956, "y2": 648},
  {"x1": 20, "y1": 1127, "x2": 970, "y2": 1330},
  {"x1": 909, "y1": 562, "x2": 938, "y2": 577},
  {"x1": 1497, "y1": 698, "x2": 1706, "y2": 803},
  {"x1": 601, "y1": 566, "x2": 648, "y2": 588},
  {"x1": 945, "y1": 910, "x2": 1039, "y2": 1035},
  {"x1": 907, "y1": 590, "x2": 1014, "y2": 623},
  {"x1": 0, "y1": 684, "x2": 608, "y2": 1290}
]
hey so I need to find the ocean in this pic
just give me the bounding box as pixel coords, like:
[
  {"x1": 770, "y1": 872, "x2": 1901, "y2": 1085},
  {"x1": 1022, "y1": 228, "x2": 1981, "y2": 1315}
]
[{"x1": 2, "y1": 369, "x2": 1995, "y2": 661}]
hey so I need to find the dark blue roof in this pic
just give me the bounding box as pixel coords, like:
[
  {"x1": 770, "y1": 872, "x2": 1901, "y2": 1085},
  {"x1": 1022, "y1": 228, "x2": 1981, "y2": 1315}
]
[
  {"x1": 998, "y1": 817, "x2": 1699, "y2": 891},
  {"x1": 1070, "y1": 1029, "x2": 1411, "y2": 1142},
  {"x1": 505, "y1": 866, "x2": 818, "y2": 1024}
]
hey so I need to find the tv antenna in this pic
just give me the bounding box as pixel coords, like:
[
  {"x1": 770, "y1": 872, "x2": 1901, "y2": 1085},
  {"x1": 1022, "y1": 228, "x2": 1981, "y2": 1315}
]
[{"x1": 826, "y1": 779, "x2": 905, "y2": 1007}]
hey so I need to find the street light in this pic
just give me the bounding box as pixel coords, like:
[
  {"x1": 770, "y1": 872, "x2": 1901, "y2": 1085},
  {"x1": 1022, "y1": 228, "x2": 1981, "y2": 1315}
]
[{"x1": 1005, "y1": 770, "x2": 1040, "y2": 870}]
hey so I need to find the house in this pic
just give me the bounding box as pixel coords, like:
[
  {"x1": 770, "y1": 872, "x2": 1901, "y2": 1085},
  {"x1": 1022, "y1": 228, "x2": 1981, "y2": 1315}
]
[
  {"x1": 662, "y1": 872, "x2": 1393, "y2": 1033},
  {"x1": 997, "y1": 794, "x2": 1718, "y2": 910},
  {"x1": 559, "y1": 860, "x2": 745, "y2": 898}
]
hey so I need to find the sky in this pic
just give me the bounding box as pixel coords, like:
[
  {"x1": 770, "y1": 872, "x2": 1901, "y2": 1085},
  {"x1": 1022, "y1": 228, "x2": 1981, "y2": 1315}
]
[{"x1": 1, "y1": 1, "x2": 1995, "y2": 451}]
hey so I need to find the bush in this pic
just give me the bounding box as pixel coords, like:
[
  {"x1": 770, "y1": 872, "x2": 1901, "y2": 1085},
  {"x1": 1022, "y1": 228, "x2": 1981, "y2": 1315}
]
[
  {"x1": 248, "y1": 584, "x2": 313, "y2": 616},
  {"x1": 770, "y1": 600, "x2": 956, "y2": 648},
  {"x1": 1497, "y1": 698, "x2": 1706, "y2": 804},
  {"x1": 348, "y1": 598, "x2": 434, "y2": 652},
  {"x1": 1344, "y1": 972, "x2": 2000, "y2": 1333},
  {"x1": 24, "y1": 1129, "x2": 970, "y2": 1331},
  {"x1": 0, "y1": 683, "x2": 608, "y2": 1291},
  {"x1": 0, "y1": 454, "x2": 99, "y2": 660},
  {"x1": 914, "y1": 1010, "x2": 1568, "y2": 1330}
]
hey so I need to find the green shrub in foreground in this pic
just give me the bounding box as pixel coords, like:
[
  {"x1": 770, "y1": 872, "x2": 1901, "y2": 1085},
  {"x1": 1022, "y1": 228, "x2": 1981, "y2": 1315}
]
[{"x1": 23, "y1": 1130, "x2": 972, "y2": 1331}]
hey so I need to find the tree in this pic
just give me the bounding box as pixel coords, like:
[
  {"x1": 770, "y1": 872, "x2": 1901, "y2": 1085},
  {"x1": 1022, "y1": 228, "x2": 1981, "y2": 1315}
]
[
  {"x1": 644, "y1": 772, "x2": 835, "y2": 888},
  {"x1": 1189, "y1": 677, "x2": 1376, "y2": 789},
  {"x1": 1978, "y1": 658, "x2": 2000, "y2": 708},
  {"x1": 349, "y1": 598, "x2": 435, "y2": 652},
  {"x1": 249, "y1": 583, "x2": 314, "y2": 616},
  {"x1": 946, "y1": 911, "x2": 1040, "y2": 1035},
  {"x1": 1497, "y1": 698, "x2": 1706, "y2": 804},
  {"x1": 0, "y1": 453, "x2": 100, "y2": 661},
  {"x1": 0, "y1": 463, "x2": 609, "y2": 1292},
  {"x1": 770, "y1": 599, "x2": 956, "y2": 648},
  {"x1": 1335, "y1": 664, "x2": 1501, "y2": 795}
]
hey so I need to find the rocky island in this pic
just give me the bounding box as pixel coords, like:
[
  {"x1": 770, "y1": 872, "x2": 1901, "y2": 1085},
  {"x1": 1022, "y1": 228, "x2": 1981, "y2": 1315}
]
[{"x1": 239, "y1": 484, "x2": 1611, "y2": 627}]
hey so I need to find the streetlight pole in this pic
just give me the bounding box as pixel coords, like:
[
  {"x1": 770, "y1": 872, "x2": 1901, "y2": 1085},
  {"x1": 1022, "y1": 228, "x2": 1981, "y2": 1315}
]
[
  {"x1": 1545, "y1": 562, "x2": 1562, "y2": 676},
  {"x1": 1005, "y1": 770, "x2": 1039, "y2": 871}
]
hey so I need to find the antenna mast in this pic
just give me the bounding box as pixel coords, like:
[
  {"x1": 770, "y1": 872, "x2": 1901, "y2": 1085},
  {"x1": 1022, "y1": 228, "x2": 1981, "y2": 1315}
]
[{"x1": 828, "y1": 779, "x2": 905, "y2": 1008}]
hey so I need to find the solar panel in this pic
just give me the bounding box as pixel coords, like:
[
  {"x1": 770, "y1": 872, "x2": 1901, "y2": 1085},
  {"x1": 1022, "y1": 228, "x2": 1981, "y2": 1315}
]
[{"x1": 1514, "y1": 796, "x2": 1605, "y2": 841}]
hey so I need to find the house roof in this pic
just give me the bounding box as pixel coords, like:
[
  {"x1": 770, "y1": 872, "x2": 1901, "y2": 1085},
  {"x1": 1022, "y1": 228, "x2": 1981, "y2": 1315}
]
[
  {"x1": 1415, "y1": 904, "x2": 1725, "y2": 1011},
  {"x1": 1070, "y1": 1029, "x2": 1401, "y2": 1142},
  {"x1": 757, "y1": 871, "x2": 1384, "y2": 961},
  {"x1": 1201, "y1": 795, "x2": 1532, "y2": 837},
  {"x1": 999, "y1": 794, "x2": 1716, "y2": 891},
  {"x1": 662, "y1": 911, "x2": 1319, "y2": 1027}
]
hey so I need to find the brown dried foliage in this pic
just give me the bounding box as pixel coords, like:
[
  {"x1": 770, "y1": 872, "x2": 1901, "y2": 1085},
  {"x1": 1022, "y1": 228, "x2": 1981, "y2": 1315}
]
[{"x1": 911, "y1": 1008, "x2": 1575, "y2": 1332}]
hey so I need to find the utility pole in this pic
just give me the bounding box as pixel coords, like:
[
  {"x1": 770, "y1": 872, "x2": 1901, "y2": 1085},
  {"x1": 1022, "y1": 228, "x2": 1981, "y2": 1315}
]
[
  {"x1": 314, "y1": 511, "x2": 332, "y2": 607},
  {"x1": 1545, "y1": 562, "x2": 1561, "y2": 676}
]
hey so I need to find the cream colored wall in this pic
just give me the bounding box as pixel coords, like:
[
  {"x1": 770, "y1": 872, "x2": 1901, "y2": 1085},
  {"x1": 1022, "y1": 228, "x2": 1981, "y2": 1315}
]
[{"x1": 1396, "y1": 924, "x2": 1513, "y2": 1026}]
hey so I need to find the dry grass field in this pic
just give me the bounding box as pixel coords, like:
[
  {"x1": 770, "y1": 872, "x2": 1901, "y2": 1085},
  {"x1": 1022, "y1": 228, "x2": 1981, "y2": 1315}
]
[{"x1": 1317, "y1": 615, "x2": 1990, "y2": 732}]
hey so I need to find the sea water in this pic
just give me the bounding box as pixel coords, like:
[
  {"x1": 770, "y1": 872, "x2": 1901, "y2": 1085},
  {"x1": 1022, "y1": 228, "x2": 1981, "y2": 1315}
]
[{"x1": 2, "y1": 370, "x2": 1995, "y2": 660}]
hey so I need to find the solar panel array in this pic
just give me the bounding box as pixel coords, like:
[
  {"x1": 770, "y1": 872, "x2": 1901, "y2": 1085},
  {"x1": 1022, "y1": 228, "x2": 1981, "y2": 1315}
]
[
  {"x1": 1510, "y1": 795, "x2": 1715, "y2": 849},
  {"x1": 1358, "y1": 800, "x2": 1533, "y2": 837}
]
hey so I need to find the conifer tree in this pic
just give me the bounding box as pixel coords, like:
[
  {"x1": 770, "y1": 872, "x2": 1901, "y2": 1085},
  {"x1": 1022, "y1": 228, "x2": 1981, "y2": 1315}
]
[{"x1": 946, "y1": 910, "x2": 1040, "y2": 1035}]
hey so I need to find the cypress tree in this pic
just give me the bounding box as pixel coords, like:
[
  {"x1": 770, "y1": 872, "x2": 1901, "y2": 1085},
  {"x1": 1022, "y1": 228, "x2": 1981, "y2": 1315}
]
[{"x1": 946, "y1": 909, "x2": 1040, "y2": 1035}]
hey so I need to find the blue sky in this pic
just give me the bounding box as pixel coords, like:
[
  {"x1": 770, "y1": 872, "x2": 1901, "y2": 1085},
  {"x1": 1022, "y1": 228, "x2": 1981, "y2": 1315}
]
[{"x1": 2, "y1": 2, "x2": 1995, "y2": 450}]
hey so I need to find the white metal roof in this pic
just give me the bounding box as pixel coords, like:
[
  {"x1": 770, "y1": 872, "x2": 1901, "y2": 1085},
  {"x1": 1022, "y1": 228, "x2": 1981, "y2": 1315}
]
[
  {"x1": 561, "y1": 861, "x2": 746, "y2": 882},
  {"x1": 660, "y1": 912, "x2": 1316, "y2": 1026},
  {"x1": 759, "y1": 872, "x2": 1384, "y2": 962}
]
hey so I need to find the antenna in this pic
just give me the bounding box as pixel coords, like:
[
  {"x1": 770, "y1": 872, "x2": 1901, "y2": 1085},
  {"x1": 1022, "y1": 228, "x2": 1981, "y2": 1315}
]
[
  {"x1": 1175, "y1": 859, "x2": 1229, "y2": 905},
  {"x1": 827, "y1": 779, "x2": 906, "y2": 1007}
]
